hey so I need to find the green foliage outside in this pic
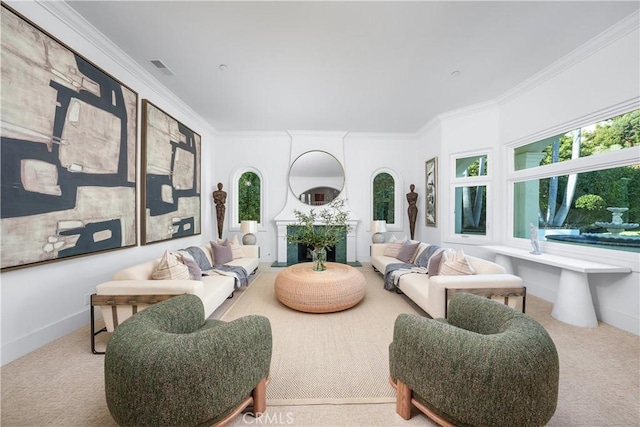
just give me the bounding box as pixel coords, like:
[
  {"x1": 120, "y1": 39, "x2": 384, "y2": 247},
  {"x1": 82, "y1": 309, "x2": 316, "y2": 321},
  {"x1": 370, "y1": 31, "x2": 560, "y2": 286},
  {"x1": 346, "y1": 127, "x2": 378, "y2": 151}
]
[
  {"x1": 373, "y1": 173, "x2": 395, "y2": 223},
  {"x1": 465, "y1": 156, "x2": 488, "y2": 177},
  {"x1": 538, "y1": 110, "x2": 639, "y2": 232},
  {"x1": 238, "y1": 172, "x2": 260, "y2": 221}
]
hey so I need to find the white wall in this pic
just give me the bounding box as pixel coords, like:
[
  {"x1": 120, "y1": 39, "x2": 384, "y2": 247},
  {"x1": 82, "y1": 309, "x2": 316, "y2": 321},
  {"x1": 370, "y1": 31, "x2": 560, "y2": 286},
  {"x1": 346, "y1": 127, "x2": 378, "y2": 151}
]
[
  {"x1": 213, "y1": 131, "x2": 422, "y2": 264},
  {"x1": 1, "y1": 1, "x2": 217, "y2": 365},
  {"x1": 432, "y1": 21, "x2": 640, "y2": 335}
]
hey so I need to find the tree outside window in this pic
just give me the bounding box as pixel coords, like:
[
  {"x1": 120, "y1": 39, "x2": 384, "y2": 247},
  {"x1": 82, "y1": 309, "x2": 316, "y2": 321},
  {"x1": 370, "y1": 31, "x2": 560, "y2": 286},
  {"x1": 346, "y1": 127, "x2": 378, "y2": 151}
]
[
  {"x1": 373, "y1": 172, "x2": 395, "y2": 223},
  {"x1": 238, "y1": 171, "x2": 260, "y2": 222}
]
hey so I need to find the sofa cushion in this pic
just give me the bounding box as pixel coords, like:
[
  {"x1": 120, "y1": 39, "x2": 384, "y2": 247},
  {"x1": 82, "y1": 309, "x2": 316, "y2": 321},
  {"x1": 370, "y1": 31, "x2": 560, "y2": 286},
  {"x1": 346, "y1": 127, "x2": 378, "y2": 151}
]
[
  {"x1": 151, "y1": 251, "x2": 191, "y2": 280},
  {"x1": 211, "y1": 240, "x2": 233, "y2": 265},
  {"x1": 439, "y1": 249, "x2": 476, "y2": 276},
  {"x1": 397, "y1": 241, "x2": 421, "y2": 263}
]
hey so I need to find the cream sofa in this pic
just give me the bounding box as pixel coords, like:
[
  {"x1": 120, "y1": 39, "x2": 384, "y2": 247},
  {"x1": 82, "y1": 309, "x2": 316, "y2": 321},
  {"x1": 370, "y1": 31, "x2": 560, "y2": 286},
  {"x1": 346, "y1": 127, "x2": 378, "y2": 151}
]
[
  {"x1": 93, "y1": 244, "x2": 259, "y2": 338},
  {"x1": 371, "y1": 243, "x2": 524, "y2": 318}
]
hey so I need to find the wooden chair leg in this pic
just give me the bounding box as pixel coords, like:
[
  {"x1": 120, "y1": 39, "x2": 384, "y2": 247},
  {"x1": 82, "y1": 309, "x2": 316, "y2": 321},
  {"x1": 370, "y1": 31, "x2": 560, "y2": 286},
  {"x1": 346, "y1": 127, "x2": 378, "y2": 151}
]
[
  {"x1": 252, "y1": 377, "x2": 267, "y2": 417},
  {"x1": 396, "y1": 379, "x2": 412, "y2": 420}
]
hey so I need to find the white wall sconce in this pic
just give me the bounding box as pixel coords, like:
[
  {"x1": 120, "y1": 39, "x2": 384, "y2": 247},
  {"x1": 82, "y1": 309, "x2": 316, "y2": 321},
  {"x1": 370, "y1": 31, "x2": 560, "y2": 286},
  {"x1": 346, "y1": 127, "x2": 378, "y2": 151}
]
[
  {"x1": 371, "y1": 220, "x2": 387, "y2": 243},
  {"x1": 240, "y1": 220, "x2": 258, "y2": 245}
]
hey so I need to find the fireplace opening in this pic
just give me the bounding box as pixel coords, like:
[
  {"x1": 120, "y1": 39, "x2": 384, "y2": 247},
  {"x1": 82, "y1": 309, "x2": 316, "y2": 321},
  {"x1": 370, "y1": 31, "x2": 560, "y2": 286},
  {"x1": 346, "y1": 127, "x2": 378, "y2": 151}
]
[{"x1": 297, "y1": 243, "x2": 336, "y2": 263}]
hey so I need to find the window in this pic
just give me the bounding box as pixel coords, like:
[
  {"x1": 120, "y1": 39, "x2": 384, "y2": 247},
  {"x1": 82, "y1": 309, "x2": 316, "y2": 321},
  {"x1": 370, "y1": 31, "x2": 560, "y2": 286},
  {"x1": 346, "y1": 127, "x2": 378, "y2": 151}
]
[
  {"x1": 373, "y1": 172, "x2": 395, "y2": 223},
  {"x1": 454, "y1": 185, "x2": 487, "y2": 235},
  {"x1": 238, "y1": 171, "x2": 260, "y2": 222},
  {"x1": 515, "y1": 110, "x2": 639, "y2": 171},
  {"x1": 510, "y1": 108, "x2": 639, "y2": 253},
  {"x1": 232, "y1": 167, "x2": 264, "y2": 228},
  {"x1": 371, "y1": 169, "x2": 402, "y2": 230},
  {"x1": 456, "y1": 154, "x2": 488, "y2": 177},
  {"x1": 450, "y1": 152, "x2": 490, "y2": 239}
]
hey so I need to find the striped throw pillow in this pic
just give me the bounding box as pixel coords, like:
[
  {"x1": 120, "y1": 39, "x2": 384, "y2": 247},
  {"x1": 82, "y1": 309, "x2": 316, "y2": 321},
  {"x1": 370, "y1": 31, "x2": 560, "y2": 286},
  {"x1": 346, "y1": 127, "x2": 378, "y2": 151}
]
[
  {"x1": 439, "y1": 249, "x2": 476, "y2": 276},
  {"x1": 151, "y1": 250, "x2": 190, "y2": 280}
]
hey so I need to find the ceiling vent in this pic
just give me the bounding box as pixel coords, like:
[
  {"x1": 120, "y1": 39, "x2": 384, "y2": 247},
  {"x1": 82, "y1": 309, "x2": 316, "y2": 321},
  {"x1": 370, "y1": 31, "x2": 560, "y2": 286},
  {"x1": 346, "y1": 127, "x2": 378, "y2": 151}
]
[{"x1": 150, "y1": 59, "x2": 175, "y2": 76}]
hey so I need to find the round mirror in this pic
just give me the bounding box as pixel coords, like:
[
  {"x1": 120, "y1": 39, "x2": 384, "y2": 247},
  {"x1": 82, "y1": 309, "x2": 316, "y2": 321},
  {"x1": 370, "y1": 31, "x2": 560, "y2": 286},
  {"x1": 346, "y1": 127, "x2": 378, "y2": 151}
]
[{"x1": 289, "y1": 151, "x2": 344, "y2": 206}]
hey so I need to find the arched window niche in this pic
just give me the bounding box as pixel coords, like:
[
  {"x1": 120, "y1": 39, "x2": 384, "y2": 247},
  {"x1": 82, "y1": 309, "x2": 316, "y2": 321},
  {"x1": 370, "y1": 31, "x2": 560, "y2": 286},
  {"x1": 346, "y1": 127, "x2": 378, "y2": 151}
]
[
  {"x1": 231, "y1": 167, "x2": 265, "y2": 230},
  {"x1": 371, "y1": 168, "x2": 403, "y2": 231}
]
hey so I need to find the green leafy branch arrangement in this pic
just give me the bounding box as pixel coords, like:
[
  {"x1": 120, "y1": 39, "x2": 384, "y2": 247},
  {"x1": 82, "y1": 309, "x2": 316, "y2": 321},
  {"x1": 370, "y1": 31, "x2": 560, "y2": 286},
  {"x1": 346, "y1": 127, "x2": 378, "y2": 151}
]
[{"x1": 287, "y1": 199, "x2": 351, "y2": 250}]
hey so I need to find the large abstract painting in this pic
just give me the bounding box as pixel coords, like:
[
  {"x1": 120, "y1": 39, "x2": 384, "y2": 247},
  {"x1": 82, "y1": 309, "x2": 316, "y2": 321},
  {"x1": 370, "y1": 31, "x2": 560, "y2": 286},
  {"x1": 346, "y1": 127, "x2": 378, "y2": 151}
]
[
  {"x1": 1, "y1": 5, "x2": 138, "y2": 271},
  {"x1": 141, "y1": 100, "x2": 201, "y2": 244}
]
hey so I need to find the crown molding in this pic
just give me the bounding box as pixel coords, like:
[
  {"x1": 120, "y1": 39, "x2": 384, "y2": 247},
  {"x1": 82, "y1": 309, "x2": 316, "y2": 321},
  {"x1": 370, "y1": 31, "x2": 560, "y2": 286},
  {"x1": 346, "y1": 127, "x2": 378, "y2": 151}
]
[
  {"x1": 32, "y1": 0, "x2": 217, "y2": 136},
  {"x1": 343, "y1": 131, "x2": 417, "y2": 141},
  {"x1": 497, "y1": 11, "x2": 640, "y2": 106},
  {"x1": 214, "y1": 131, "x2": 291, "y2": 140}
]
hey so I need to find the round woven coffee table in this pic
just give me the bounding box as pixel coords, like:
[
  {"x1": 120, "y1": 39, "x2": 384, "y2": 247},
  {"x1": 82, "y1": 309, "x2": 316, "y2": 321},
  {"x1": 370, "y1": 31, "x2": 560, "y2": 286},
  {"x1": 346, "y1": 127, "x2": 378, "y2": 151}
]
[{"x1": 274, "y1": 262, "x2": 366, "y2": 313}]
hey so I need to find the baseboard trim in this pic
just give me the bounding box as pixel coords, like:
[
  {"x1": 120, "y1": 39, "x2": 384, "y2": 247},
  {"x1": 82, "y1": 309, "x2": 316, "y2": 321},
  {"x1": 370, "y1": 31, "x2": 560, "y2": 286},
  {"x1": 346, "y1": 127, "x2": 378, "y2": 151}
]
[{"x1": 1, "y1": 309, "x2": 88, "y2": 366}]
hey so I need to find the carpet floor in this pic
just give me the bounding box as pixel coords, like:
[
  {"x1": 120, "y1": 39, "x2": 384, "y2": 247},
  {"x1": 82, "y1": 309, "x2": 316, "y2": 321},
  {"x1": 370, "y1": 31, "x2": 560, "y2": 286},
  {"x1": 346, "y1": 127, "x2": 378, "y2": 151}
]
[
  {"x1": 219, "y1": 269, "x2": 422, "y2": 405},
  {"x1": 1, "y1": 263, "x2": 638, "y2": 426}
]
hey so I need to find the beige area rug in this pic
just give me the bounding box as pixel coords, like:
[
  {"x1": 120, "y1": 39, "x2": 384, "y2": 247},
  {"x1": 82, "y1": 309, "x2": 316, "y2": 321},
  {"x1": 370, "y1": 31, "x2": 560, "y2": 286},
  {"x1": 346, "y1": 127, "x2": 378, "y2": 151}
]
[{"x1": 219, "y1": 269, "x2": 422, "y2": 406}]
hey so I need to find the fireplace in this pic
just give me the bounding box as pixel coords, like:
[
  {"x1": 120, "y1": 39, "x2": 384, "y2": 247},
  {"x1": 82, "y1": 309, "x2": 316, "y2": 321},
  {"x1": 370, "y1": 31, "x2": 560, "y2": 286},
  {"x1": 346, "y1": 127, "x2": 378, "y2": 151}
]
[
  {"x1": 297, "y1": 243, "x2": 336, "y2": 263},
  {"x1": 286, "y1": 225, "x2": 346, "y2": 266}
]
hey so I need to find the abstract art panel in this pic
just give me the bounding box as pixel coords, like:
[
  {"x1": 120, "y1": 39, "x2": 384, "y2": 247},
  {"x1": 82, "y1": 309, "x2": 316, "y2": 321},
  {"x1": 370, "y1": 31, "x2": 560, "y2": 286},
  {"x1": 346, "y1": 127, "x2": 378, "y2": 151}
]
[
  {"x1": 1, "y1": 5, "x2": 138, "y2": 270},
  {"x1": 141, "y1": 100, "x2": 201, "y2": 244}
]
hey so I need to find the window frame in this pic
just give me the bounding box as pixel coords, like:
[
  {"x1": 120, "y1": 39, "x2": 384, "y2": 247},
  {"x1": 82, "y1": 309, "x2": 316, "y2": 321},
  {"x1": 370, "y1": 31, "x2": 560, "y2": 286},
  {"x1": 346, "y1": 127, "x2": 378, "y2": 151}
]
[
  {"x1": 230, "y1": 167, "x2": 265, "y2": 231},
  {"x1": 505, "y1": 101, "x2": 640, "y2": 264},
  {"x1": 446, "y1": 149, "x2": 493, "y2": 244},
  {"x1": 370, "y1": 168, "x2": 403, "y2": 232}
]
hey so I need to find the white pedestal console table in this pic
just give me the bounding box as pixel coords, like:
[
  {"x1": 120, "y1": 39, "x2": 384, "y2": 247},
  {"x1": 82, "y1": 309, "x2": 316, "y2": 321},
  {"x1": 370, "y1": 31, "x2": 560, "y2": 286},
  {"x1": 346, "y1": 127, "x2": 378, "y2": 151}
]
[{"x1": 482, "y1": 246, "x2": 631, "y2": 328}]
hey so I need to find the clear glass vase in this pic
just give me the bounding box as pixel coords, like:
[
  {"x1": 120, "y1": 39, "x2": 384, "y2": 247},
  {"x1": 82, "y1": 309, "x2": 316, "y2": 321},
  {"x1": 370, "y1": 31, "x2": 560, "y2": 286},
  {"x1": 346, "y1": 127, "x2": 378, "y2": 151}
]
[{"x1": 312, "y1": 246, "x2": 327, "y2": 271}]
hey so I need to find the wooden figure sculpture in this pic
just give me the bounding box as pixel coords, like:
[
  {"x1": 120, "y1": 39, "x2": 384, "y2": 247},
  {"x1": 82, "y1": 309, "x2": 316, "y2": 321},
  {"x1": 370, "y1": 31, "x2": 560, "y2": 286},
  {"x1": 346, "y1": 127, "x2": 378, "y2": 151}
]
[
  {"x1": 212, "y1": 182, "x2": 227, "y2": 239},
  {"x1": 407, "y1": 184, "x2": 418, "y2": 240}
]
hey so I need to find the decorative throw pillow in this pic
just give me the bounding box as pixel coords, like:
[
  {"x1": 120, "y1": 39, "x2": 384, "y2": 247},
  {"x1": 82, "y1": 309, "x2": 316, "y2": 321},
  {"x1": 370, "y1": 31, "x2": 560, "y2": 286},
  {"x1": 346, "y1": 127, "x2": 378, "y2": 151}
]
[
  {"x1": 410, "y1": 242, "x2": 429, "y2": 264},
  {"x1": 427, "y1": 249, "x2": 446, "y2": 276},
  {"x1": 226, "y1": 235, "x2": 244, "y2": 259},
  {"x1": 383, "y1": 241, "x2": 405, "y2": 258},
  {"x1": 439, "y1": 248, "x2": 476, "y2": 276},
  {"x1": 151, "y1": 250, "x2": 190, "y2": 280},
  {"x1": 210, "y1": 240, "x2": 233, "y2": 265},
  {"x1": 397, "y1": 241, "x2": 421, "y2": 263},
  {"x1": 176, "y1": 252, "x2": 202, "y2": 280}
]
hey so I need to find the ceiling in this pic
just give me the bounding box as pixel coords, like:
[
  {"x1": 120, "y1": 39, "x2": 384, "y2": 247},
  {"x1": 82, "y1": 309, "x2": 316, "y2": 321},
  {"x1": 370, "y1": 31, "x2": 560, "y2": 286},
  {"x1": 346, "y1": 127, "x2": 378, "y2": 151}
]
[{"x1": 67, "y1": 1, "x2": 639, "y2": 134}]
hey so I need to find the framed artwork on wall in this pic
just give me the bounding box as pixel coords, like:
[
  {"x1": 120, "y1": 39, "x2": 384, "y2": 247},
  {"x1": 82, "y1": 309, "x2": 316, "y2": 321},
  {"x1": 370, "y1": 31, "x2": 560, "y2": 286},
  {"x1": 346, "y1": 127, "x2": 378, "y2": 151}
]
[
  {"x1": 0, "y1": 4, "x2": 138, "y2": 271},
  {"x1": 141, "y1": 100, "x2": 201, "y2": 244},
  {"x1": 425, "y1": 157, "x2": 437, "y2": 227}
]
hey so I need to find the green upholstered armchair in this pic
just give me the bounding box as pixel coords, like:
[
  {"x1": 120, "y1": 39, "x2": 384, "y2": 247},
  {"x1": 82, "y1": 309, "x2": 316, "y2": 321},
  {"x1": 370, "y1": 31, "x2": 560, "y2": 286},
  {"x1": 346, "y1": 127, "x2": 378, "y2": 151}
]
[
  {"x1": 389, "y1": 293, "x2": 559, "y2": 427},
  {"x1": 104, "y1": 294, "x2": 272, "y2": 427}
]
